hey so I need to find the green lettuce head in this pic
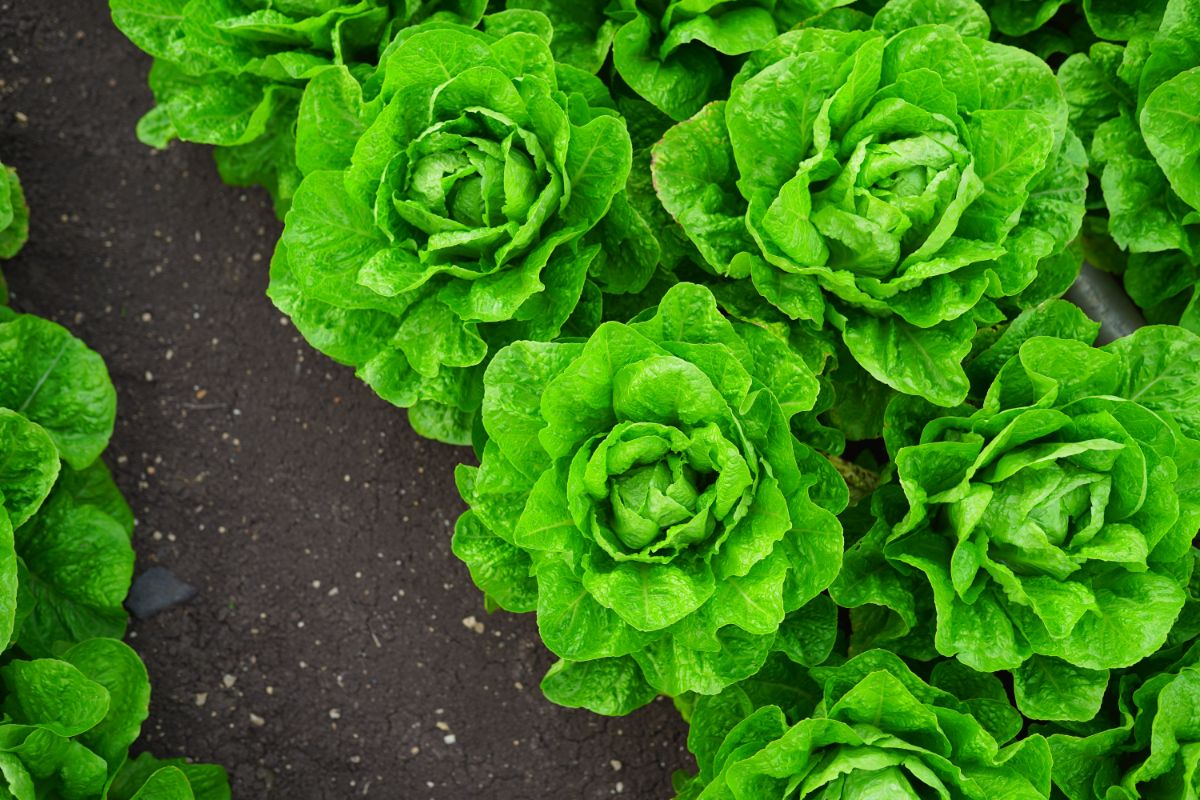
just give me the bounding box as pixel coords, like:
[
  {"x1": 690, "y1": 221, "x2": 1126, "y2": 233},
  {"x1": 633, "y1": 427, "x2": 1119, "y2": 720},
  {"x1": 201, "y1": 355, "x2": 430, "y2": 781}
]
[
  {"x1": 674, "y1": 649, "x2": 1052, "y2": 799},
  {"x1": 653, "y1": 2, "x2": 1087, "y2": 408},
  {"x1": 269, "y1": 15, "x2": 658, "y2": 444},
  {"x1": 1060, "y1": 0, "x2": 1200, "y2": 333},
  {"x1": 833, "y1": 326, "x2": 1200, "y2": 721},
  {"x1": 453, "y1": 283, "x2": 847, "y2": 715},
  {"x1": 108, "y1": 0, "x2": 490, "y2": 213}
]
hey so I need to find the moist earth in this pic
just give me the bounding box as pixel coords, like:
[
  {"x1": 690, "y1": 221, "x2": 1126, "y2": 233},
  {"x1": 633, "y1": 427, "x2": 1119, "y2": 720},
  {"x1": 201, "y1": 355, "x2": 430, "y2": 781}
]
[{"x1": 0, "y1": 3, "x2": 689, "y2": 797}]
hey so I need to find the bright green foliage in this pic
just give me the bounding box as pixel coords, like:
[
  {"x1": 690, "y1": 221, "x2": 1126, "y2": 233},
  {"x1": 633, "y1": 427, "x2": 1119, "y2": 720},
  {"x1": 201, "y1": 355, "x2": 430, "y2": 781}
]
[
  {"x1": 0, "y1": 162, "x2": 28, "y2": 262},
  {"x1": 1058, "y1": 0, "x2": 1200, "y2": 332},
  {"x1": 653, "y1": 3, "x2": 1087, "y2": 408},
  {"x1": 0, "y1": 315, "x2": 118, "y2": 471},
  {"x1": 509, "y1": 0, "x2": 860, "y2": 121},
  {"x1": 0, "y1": 314, "x2": 129, "y2": 657},
  {"x1": 108, "y1": 753, "x2": 232, "y2": 800},
  {"x1": 0, "y1": 161, "x2": 29, "y2": 305},
  {"x1": 271, "y1": 15, "x2": 656, "y2": 444},
  {"x1": 0, "y1": 305, "x2": 226, "y2": 796},
  {"x1": 453, "y1": 283, "x2": 847, "y2": 713},
  {"x1": 833, "y1": 327, "x2": 1200, "y2": 720},
  {"x1": 673, "y1": 649, "x2": 1053, "y2": 799},
  {"x1": 102, "y1": 0, "x2": 1200, "y2": 784},
  {"x1": 108, "y1": 0, "x2": 488, "y2": 213},
  {"x1": 980, "y1": 0, "x2": 1160, "y2": 42},
  {"x1": 1043, "y1": 635, "x2": 1200, "y2": 800},
  {"x1": 0, "y1": 639, "x2": 230, "y2": 800}
]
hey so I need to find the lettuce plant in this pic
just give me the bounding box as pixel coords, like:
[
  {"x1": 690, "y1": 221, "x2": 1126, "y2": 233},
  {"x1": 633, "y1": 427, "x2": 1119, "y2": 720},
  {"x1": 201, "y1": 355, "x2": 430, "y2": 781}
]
[
  {"x1": 1059, "y1": 0, "x2": 1200, "y2": 332},
  {"x1": 510, "y1": 0, "x2": 861, "y2": 121},
  {"x1": 0, "y1": 310, "x2": 228, "y2": 798},
  {"x1": 0, "y1": 160, "x2": 29, "y2": 305},
  {"x1": 0, "y1": 638, "x2": 229, "y2": 800},
  {"x1": 833, "y1": 327, "x2": 1200, "y2": 721},
  {"x1": 653, "y1": 3, "x2": 1087, "y2": 408},
  {"x1": 0, "y1": 313, "x2": 131, "y2": 655},
  {"x1": 1044, "y1": 635, "x2": 1200, "y2": 799},
  {"x1": 674, "y1": 649, "x2": 1053, "y2": 799},
  {"x1": 108, "y1": 0, "x2": 489, "y2": 212},
  {"x1": 271, "y1": 15, "x2": 657, "y2": 444},
  {"x1": 453, "y1": 283, "x2": 847, "y2": 714}
]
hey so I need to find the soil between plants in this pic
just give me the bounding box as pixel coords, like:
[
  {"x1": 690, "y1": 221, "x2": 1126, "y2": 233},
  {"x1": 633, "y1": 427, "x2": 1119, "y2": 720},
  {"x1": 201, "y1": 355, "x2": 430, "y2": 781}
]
[{"x1": 0, "y1": 4, "x2": 689, "y2": 797}]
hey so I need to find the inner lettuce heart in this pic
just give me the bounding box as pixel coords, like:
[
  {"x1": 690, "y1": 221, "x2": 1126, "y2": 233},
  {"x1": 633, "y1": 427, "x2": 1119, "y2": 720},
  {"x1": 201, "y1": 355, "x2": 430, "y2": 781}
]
[
  {"x1": 269, "y1": 15, "x2": 660, "y2": 444},
  {"x1": 453, "y1": 283, "x2": 848, "y2": 715},
  {"x1": 652, "y1": 4, "x2": 1087, "y2": 408},
  {"x1": 833, "y1": 326, "x2": 1200, "y2": 721}
]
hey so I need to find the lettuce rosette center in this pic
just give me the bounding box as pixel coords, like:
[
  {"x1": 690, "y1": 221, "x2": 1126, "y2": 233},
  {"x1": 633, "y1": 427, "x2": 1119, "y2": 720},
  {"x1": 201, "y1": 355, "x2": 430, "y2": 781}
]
[
  {"x1": 574, "y1": 419, "x2": 746, "y2": 557},
  {"x1": 800, "y1": 108, "x2": 980, "y2": 280},
  {"x1": 452, "y1": 283, "x2": 848, "y2": 715},
  {"x1": 387, "y1": 98, "x2": 564, "y2": 270},
  {"x1": 920, "y1": 408, "x2": 1149, "y2": 586}
]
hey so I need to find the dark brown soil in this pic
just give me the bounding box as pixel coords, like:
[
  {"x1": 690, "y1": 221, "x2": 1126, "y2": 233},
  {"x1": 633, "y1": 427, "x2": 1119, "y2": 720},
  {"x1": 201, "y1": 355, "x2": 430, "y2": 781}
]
[{"x1": 0, "y1": 3, "x2": 688, "y2": 797}]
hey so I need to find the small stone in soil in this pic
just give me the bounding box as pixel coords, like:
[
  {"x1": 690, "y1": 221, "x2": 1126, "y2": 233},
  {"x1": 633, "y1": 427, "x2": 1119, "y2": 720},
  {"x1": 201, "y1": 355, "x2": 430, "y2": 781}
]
[{"x1": 125, "y1": 566, "x2": 198, "y2": 619}]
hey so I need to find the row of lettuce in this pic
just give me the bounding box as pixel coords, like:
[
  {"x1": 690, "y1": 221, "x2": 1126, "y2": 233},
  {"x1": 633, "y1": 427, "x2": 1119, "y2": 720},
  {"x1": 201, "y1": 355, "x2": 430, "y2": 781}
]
[
  {"x1": 109, "y1": 0, "x2": 1200, "y2": 797},
  {"x1": 0, "y1": 164, "x2": 227, "y2": 798}
]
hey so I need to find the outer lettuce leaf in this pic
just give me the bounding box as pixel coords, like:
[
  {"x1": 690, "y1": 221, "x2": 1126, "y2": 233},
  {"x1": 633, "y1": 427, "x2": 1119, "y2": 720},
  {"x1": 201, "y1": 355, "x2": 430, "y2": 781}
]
[
  {"x1": 833, "y1": 327, "x2": 1200, "y2": 721},
  {"x1": 0, "y1": 162, "x2": 29, "y2": 290},
  {"x1": 0, "y1": 315, "x2": 116, "y2": 471},
  {"x1": 108, "y1": 753, "x2": 232, "y2": 800},
  {"x1": 653, "y1": 9, "x2": 1085, "y2": 408},
  {"x1": 984, "y1": 0, "x2": 1073, "y2": 37},
  {"x1": 13, "y1": 461, "x2": 135, "y2": 658},
  {"x1": 454, "y1": 283, "x2": 847, "y2": 713}
]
